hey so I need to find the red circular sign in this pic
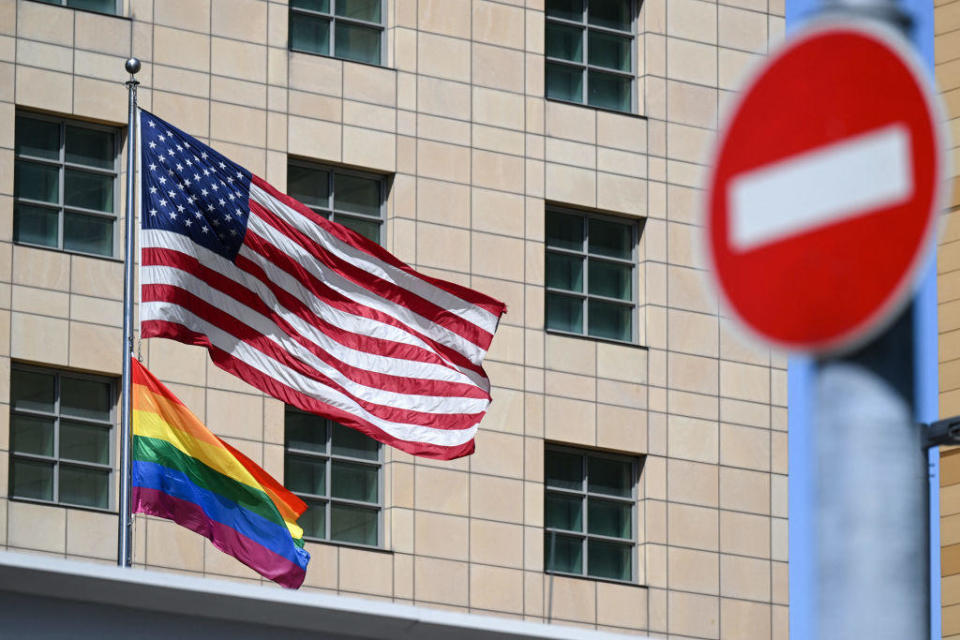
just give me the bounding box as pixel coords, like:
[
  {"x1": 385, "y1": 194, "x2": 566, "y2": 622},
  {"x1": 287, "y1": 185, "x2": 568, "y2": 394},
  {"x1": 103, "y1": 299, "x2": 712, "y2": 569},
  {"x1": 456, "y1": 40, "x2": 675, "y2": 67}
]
[{"x1": 704, "y1": 21, "x2": 946, "y2": 353}]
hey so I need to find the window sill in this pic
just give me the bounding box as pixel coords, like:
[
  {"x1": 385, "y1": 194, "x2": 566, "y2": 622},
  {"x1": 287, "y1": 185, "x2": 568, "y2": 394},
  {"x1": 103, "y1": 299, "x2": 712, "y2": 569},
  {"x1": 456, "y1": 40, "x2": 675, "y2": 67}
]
[
  {"x1": 14, "y1": 240, "x2": 123, "y2": 264},
  {"x1": 545, "y1": 569, "x2": 646, "y2": 588},
  {"x1": 288, "y1": 48, "x2": 394, "y2": 73},
  {"x1": 302, "y1": 537, "x2": 393, "y2": 555},
  {"x1": 24, "y1": 0, "x2": 128, "y2": 20},
  {"x1": 9, "y1": 496, "x2": 117, "y2": 516},
  {"x1": 546, "y1": 97, "x2": 647, "y2": 120},
  {"x1": 545, "y1": 328, "x2": 648, "y2": 350}
]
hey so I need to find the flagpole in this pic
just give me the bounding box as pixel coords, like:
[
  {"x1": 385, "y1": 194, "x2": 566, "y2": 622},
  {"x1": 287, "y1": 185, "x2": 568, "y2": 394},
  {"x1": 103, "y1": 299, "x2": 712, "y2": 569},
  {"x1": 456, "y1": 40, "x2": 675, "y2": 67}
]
[{"x1": 118, "y1": 57, "x2": 141, "y2": 568}]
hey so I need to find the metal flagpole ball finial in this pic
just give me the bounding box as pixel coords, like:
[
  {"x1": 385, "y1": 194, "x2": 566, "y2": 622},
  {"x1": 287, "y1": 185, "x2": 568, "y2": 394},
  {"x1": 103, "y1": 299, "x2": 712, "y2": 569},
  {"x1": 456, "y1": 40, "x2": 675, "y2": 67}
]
[{"x1": 125, "y1": 57, "x2": 141, "y2": 75}]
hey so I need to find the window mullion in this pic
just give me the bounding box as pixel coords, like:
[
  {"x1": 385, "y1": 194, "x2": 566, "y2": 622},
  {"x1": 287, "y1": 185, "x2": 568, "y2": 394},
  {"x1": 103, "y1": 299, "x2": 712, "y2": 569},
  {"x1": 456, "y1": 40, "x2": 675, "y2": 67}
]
[
  {"x1": 326, "y1": 422, "x2": 333, "y2": 539},
  {"x1": 58, "y1": 121, "x2": 66, "y2": 251},
  {"x1": 53, "y1": 373, "x2": 61, "y2": 503},
  {"x1": 330, "y1": 0, "x2": 337, "y2": 58}
]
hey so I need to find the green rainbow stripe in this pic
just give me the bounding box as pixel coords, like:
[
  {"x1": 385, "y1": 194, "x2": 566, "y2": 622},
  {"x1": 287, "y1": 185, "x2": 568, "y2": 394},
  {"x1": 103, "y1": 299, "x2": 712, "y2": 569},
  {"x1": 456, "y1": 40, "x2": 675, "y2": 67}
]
[{"x1": 130, "y1": 358, "x2": 310, "y2": 587}]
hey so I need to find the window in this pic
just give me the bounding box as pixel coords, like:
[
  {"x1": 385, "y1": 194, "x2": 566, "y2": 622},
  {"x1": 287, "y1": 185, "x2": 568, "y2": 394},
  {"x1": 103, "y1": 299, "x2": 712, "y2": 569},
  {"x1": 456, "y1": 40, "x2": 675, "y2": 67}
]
[
  {"x1": 545, "y1": 207, "x2": 638, "y2": 342},
  {"x1": 544, "y1": 445, "x2": 638, "y2": 582},
  {"x1": 30, "y1": 0, "x2": 118, "y2": 16},
  {"x1": 9, "y1": 365, "x2": 115, "y2": 510},
  {"x1": 14, "y1": 114, "x2": 119, "y2": 257},
  {"x1": 284, "y1": 406, "x2": 382, "y2": 547},
  {"x1": 545, "y1": 0, "x2": 635, "y2": 113},
  {"x1": 289, "y1": 0, "x2": 384, "y2": 66},
  {"x1": 287, "y1": 161, "x2": 386, "y2": 245}
]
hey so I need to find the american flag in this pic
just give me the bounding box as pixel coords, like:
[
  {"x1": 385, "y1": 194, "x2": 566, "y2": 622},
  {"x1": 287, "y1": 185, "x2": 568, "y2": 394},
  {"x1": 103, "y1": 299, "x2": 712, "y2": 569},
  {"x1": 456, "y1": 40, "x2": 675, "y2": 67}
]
[{"x1": 138, "y1": 110, "x2": 506, "y2": 459}]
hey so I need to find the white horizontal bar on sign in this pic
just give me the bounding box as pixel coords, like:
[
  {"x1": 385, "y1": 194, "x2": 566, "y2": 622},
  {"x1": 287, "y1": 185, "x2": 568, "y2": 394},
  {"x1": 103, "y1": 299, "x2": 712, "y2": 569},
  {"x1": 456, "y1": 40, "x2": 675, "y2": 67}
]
[{"x1": 728, "y1": 123, "x2": 913, "y2": 252}]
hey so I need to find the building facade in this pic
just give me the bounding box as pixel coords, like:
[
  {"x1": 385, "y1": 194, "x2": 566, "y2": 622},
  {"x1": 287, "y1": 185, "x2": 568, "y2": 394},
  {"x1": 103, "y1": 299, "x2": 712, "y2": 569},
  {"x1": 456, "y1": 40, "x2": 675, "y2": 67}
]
[
  {"x1": 939, "y1": 0, "x2": 960, "y2": 636},
  {"x1": 0, "y1": 0, "x2": 788, "y2": 637}
]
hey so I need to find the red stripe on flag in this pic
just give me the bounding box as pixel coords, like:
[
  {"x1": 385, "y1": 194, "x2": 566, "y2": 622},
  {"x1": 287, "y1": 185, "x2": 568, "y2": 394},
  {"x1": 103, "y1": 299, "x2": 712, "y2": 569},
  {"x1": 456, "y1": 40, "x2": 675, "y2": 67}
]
[
  {"x1": 237, "y1": 231, "x2": 488, "y2": 381},
  {"x1": 141, "y1": 320, "x2": 478, "y2": 459},
  {"x1": 142, "y1": 247, "x2": 486, "y2": 399},
  {"x1": 248, "y1": 199, "x2": 495, "y2": 350},
  {"x1": 251, "y1": 174, "x2": 507, "y2": 318},
  {"x1": 134, "y1": 486, "x2": 307, "y2": 588},
  {"x1": 141, "y1": 285, "x2": 487, "y2": 428}
]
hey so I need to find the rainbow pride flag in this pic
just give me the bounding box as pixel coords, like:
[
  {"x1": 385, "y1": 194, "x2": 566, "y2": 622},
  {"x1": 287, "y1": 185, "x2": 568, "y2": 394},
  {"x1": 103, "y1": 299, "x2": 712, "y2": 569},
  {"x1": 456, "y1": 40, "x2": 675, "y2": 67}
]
[{"x1": 131, "y1": 358, "x2": 310, "y2": 588}]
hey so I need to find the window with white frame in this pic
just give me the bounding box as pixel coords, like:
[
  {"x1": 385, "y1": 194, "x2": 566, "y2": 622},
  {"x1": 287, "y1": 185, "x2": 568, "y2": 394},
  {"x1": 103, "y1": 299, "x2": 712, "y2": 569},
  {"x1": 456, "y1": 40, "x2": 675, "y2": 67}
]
[
  {"x1": 284, "y1": 407, "x2": 382, "y2": 547},
  {"x1": 545, "y1": 0, "x2": 636, "y2": 113},
  {"x1": 289, "y1": 0, "x2": 384, "y2": 66},
  {"x1": 31, "y1": 0, "x2": 119, "y2": 15},
  {"x1": 544, "y1": 445, "x2": 639, "y2": 582},
  {"x1": 14, "y1": 113, "x2": 120, "y2": 257},
  {"x1": 9, "y1": 365, "x2": 115, "y2": 510},
  {"x1": 545, "y1": 207, "x2": 639, "y2": 343},
  {"x1": 287, "y1": 160, "x2": 386, "y2": 245}
]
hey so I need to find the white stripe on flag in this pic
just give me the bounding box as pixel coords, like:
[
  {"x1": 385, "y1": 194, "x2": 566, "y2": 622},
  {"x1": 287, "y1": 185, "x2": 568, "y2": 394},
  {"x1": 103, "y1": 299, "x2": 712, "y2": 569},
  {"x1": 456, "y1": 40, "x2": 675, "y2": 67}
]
[
  {"x1": 250, "y1": 183, "x2": 500, "y2": 334},
  {"x1": 142, "y1": 266, "x2": 488, "y2": 414},
  {"x1": 728, "y1": 124, "x2": 913, "y2": 251},
  {"x1": 245, "y1": 213, "x2": 488, "y2": 366},
  {"x1": 141, "y1": 301, "x2": 478, "y2": 447}
]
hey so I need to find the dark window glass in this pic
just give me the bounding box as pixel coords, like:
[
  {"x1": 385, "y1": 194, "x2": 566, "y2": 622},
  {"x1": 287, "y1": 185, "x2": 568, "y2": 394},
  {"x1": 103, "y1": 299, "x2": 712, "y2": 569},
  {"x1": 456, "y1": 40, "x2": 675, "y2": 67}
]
[
  {"x1": 60, "y1": 465, "x2": 110, "y2": 509},
  {"x1": 60, "y1": 422, "x2": 110, "y2": 465},
  {"x1": 16, "y1": 161, "x2": 59, "y2": 203},
  {"x1": 292, "y1": 0, "x2": 329, "y2": 10},
  {"x1": 546, "y1": 22, "x2": 584, "y2": 62},
  {"x1": 336, "y1": 0, "x2": 380, "y2": 21},
  {"x1": 588, "y1": 539, "x2": 632, "y2": 580},
  {"x1": 65, "y1": 126, "x2": 114, "y2": 170},
  {"x1": 66, "y1": 0, "x2": 118, "y2": 14},
  {"x1": 12, "y1": 415, "x2": 55, "y2": 457},
  {"x1": 285, "y1": 455, "x2": 326, "y2": 495},
  {"x1": 545, "y1": 0, "x2": 633, "y2": 112},
  {"x1": 546, "y1": 209, "x2": 637, "y2": 342},
  {"x1": 289, "y1": 162, "x2": 384, "y2": 246},
  {"x1": 546, "y1": 63, "x2": 584, "y2": 103},
  {"x1": 290, "y1": 0, "x2": 383, "y2": 65},
  {"x1": 287, "y1": 165, "x2": 330, "y2": 208},
  {"x1": 61, "y1": 376, "x2": 112, "y2": 421},
  {"x1": 15, "y1": 117, "x2": 60, "y2": 159},
  {"x1": 299, "y1": 497, "x2": 327, "y2": 538},
  {"x1": 290, "y1": 13, "x2": 331, "y2": 55},
  {"x1": 546, "y1": 0, "x2": 584, "y2": 21},
  {"x1": 588, "y1": 299, "x2": 632, "y2": 341},
  {"x1": 12, "y1": 459, "x2": 54, "y2": 502},
  {"x1": 546, "y1": 449, "x2": 583, "y2": 490},
  {"x1": 545, "y1": 294, "x2": 584, "y2": 333},
  {"x1": 332, "y1": 422, "x2": 379, "y2": 460},
  {"x1": 63, "y1": 212, "x2": 113, "y2": 256},
  {"x1": 9, "y1": 366, "x2": 114, "y2": 508},
  {"x1": 331, "y1": 504, "x2": 378, "y2": 545},
  {"x1": 588, "y1": 259, "x2": 631, "y2": 300},
  {"x1": 545, "y1": 447, "x2": 637, "y2": 582},
  {"x1": 588, "y1": 70, "x2": 632, "y2": 112},
  {"x1": 334, "y1": 173, "x2": 380, "y2": 217},
  {"x1": 14, "y1": 204, "x2": 59, "y2": 248},
  {"x1": 545, "y1": 532, "x2": 583, "y2": 574},
  {"x1": 588, "y1": 0, "x2": 631, "y2": 29},
  {"x1": 14, "y1": 115, "x2": 118, "y2": 256},
  {"x1": 12, "y1": 369, "x2": 56, "y2": 413},
  {"x1": 546, "y1": 253, "x2": 584, "y2": 292},
  {"x1": 545, "y1": 493, "x2": 583, "y2": 532},
  {"x1": 284, "y1": 406, "x2": 382, "y2": 546}
]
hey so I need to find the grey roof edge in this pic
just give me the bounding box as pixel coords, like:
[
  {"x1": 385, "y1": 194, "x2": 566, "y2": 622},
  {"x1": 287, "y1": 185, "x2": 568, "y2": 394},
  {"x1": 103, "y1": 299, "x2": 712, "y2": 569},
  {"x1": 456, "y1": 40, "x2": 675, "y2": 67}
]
[{"x1": 0, "y1": 550, "x2": 650, "y2": 640}]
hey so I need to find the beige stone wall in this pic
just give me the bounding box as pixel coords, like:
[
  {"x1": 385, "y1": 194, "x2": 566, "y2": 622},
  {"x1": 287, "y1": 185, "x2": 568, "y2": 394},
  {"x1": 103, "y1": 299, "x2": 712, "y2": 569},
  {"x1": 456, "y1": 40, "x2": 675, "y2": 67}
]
[
  {"x1": 0, "y1": 0, "x2": 787, "y2": 637},
  {"x1": 941, "y1": 0, "x2": 960, "y2": 637}
]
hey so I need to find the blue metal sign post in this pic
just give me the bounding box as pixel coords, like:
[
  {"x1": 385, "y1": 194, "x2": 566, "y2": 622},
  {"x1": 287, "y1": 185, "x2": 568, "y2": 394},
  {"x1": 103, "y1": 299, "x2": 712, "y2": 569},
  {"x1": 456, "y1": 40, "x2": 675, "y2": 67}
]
[{"x1": 785, "y1": 2, "x2": 940, "y2": 638}]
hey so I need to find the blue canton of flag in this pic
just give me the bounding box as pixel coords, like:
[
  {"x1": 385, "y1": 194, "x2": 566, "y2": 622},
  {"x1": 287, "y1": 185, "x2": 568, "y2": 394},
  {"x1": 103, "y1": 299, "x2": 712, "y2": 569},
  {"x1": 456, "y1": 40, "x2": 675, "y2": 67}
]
[{"x1": 140, "y1": 111, "x2": 251, "y2": 261}]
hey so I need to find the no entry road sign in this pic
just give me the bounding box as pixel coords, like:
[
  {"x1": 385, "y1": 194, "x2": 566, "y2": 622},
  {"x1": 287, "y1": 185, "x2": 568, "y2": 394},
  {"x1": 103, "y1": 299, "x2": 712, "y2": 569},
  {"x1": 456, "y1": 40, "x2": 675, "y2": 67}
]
[{"x1": 703, "y1": 21, "x2": 947, "y2": 353}]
